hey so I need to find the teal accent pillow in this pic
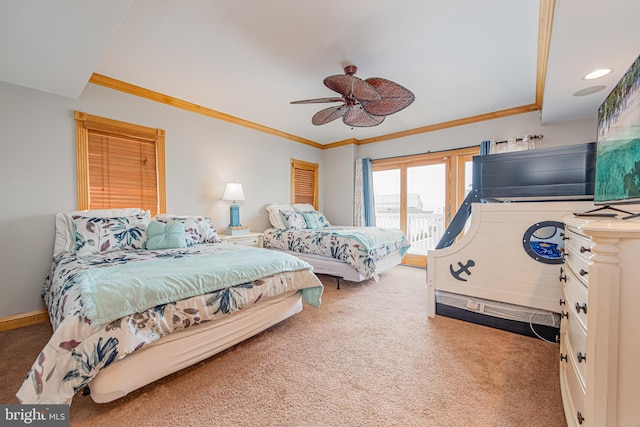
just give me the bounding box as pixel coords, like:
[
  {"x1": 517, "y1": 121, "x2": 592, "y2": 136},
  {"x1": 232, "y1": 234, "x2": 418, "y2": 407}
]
[
  {"x1": 146, "y1": 221, "x2": 187, "y2": 250},
  {"x1": 301, "y1": 211, "x2": 330, "y2": 229},
  {"x1": 302, "y1": 212, "x2": 322, "y2": 229}
]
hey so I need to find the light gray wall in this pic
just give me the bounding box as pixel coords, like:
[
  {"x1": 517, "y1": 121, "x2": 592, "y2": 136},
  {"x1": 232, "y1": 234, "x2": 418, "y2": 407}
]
[
  {"x1": 355, "y1": 111, "x2": 597, "y2": 160},
  {"x1": 0, "y1": 79, "x2": 603, "y2": 317},
  {"x1": 0, "y1": 81, "x2": 322, "y2": 317},
  {"x1": 320, "y1": 111, "x2": 598, "y2": 228},
  {"x1": 322, "y1": 144, "x2": 356, "y2": 226}
]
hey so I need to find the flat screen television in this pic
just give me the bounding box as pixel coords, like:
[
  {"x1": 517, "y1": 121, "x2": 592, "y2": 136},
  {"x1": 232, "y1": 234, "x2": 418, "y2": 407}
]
[{"x1": 594, "y1": 53, "x2": 640, "y2": 206}]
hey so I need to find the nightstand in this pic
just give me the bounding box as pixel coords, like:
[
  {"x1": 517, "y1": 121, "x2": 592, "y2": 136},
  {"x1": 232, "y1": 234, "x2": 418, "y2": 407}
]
[{"x1": 218, "y1": 232, "x2": 264, "y2": 248}]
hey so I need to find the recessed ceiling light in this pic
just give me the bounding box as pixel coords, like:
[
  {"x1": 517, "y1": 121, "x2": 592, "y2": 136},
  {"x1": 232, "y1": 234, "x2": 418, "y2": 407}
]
[
  {"x1": 583, "y1": 68, "x2": 613, "y2": 80},
  {"x1": 573, "y1": 86, "x2": 607, "y2": 97}
]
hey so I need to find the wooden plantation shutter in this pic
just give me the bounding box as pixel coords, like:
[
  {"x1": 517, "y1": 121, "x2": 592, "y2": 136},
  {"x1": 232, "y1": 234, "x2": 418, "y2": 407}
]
[
  {"x1": 290, "y1": 158, "x2": 318, "y2": 209},
  {"x1": 87, "y1": 132, "x2": 158, "y2": 212},
  {"x1": 75, "y1": 111, "x2": 166, "y2": 215}
]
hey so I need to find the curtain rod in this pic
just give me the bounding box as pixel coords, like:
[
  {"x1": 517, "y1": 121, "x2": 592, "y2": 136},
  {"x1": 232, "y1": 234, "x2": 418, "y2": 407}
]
[
  {"x1": 369, "y1": 134, "x2": 543, "y2": 162},
  {"x1": 494, "y1": 134, "x2": 543, "y2": 144},
  {"x1": 370, "y1": 144, "x2": 480, "y2": 162}
]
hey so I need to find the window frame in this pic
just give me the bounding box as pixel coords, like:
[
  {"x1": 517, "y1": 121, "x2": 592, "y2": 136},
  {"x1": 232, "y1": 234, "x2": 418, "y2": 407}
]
[
  {"x1": 74, "y1": 111, "x2": 166, "y2": 214},
  {"x1": 372, "y1": 145, "x2": 479, "y2": 267},
  {"x1": 290, "y1": 158, "x2": 319, "y2": 210}
]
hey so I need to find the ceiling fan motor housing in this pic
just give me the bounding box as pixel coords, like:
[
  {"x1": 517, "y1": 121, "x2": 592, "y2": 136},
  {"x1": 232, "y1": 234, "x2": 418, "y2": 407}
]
[{"x1": 344, "y1": 65, "x2": 358, "y2": 75}]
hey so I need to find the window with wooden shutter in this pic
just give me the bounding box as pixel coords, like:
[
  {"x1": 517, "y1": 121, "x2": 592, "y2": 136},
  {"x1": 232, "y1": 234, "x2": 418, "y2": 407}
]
[
  {"x1": 290, "y1": 158, "x2": 318, "y2": 210},
  {"x1": 75, "y1": 111, "x2": 166, "y2": 215}
]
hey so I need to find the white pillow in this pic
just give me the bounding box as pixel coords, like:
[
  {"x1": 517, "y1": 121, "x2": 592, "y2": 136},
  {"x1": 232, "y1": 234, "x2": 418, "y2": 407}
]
[
  {"x1": 292, "y1": 203, "x2": 315, "y2": 212},
  {"x1": 266, "y1": 204, "x2": 294, "y2": 229},
  {"x1": 54, "y1": 208, "x2": 147, "y2": 257}
]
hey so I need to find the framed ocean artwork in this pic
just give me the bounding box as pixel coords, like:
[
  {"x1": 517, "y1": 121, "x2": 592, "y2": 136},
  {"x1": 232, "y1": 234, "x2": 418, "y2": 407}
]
[{"x1": 594, "y1": 54, "x2": 640, "y2": 205}]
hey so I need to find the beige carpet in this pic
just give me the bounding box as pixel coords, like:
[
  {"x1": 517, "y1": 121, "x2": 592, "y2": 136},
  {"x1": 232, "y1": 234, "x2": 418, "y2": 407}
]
[{"x1": 0, "y1": 265, "x2": 566, "y2": 427}]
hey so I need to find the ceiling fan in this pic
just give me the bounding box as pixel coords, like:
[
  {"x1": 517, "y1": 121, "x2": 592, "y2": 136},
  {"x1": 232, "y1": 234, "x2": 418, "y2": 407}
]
[{"x1": 291, "y1": 65, "x2": 415, "y2": 127}]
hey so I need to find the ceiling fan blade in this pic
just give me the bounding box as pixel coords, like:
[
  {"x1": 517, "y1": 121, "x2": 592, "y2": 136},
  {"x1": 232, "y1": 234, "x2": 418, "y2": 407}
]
[
  {"x1": 323, "y1": 75, "x2": 380, "y2": 101},
  {"x1": 290, "y1": 97, "x2": 343, "y2": 104},
  {"x1": 361, "y1": 77, "x2": 415, "y2": 116},
  {"x1": 312, "y1": 105, "x2": 348, "y2": 125},
  {"x1": 343, "y1": 106, "x2": 385, "y2": 127}
]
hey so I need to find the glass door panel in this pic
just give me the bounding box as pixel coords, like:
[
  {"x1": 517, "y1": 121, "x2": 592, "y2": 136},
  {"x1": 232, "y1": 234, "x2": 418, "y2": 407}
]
[
  {"x1": 463, "y1": 159, "x2": 473, "y2": 233},
  {"x1": 464, "y1": 160, "x2": 473, "y2": 198},
  {"x1": 406, "y1": 163, "x2": 446, "y2": 256},
  {"x1": 372, "y1": 169, "x2": 401, "y2": 229}
]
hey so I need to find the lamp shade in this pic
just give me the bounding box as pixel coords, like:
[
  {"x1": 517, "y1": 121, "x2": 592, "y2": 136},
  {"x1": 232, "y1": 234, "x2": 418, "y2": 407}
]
[{"x1": 222, "y1": 182, "x2": 245, "y2": 201}]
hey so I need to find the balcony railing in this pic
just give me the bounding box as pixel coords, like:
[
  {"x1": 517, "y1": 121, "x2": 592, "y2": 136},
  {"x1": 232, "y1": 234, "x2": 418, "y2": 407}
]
[{"x1": 375, "y1": 212, "x2": 446, "y2": 255}]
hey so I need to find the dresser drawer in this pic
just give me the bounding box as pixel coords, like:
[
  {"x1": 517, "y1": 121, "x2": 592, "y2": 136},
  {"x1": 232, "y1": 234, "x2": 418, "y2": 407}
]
[
  {"x1": 563, "y1": 268, "x2": 588, "y2": 330},
  {"x1": 565, "y1": 256, "x2": 591, "y2": 287},
  {"x1": 561, "y1": 346, "x2": 587, "y2": 427},
  {"x1": 565, "y1": 229, "x2": 594, "y2": 261},
  {"x1": 564, "y1": 229, "x2": 593, "y2": 287},
  {"x1": 565, "y1": 315, "x2": 587, "y2": 388}
]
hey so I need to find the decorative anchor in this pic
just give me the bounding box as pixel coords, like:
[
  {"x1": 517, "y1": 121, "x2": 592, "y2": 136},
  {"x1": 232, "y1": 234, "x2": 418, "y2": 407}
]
[{"x1": 449, "y1": 260, "x2": 476, "y2": 281}]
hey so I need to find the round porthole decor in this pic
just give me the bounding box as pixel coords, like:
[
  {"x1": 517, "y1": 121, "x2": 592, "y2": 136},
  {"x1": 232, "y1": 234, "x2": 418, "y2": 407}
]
[{"x1": 522, "y1": 221, "x2": 565, "y2": 264}]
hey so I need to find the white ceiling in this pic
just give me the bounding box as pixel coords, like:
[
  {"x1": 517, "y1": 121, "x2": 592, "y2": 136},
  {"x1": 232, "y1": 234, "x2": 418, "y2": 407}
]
[{"x1": 1, "y1": 0, "x2": 639, "y2": 145}]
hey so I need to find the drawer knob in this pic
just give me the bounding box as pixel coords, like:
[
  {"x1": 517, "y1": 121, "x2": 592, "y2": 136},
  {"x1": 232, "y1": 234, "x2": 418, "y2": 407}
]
[
  {"x1": 575, "y1": 302, "x2": 588, "y2": 314},
  {"x1": 561, "y1": 311, "x2": 569, "y2": 319},
  {"x1": 577, "y1": 352, "x2": 587, "y2": 363},
  {"x1": 579, "y1": 269, "x2": 588, "y2": 276},
  {"x1": 559, "y1": 298, "x2": 565, "y2": 306},
  {"x1": 562, "y1": 234, "x2": 569, "y2": 241},
  {"x1": 579, "y1": 246, "x2": 591, "y2": 253},
  {"x1": 560, "y1": 353, "x2": 568, "y2": 362},
  {"x1": 577, "y1": 411, "x2": 585, "y2": 424},
  {"x1": 559, "y1": 267, "x2": 567, "y2": 282}
]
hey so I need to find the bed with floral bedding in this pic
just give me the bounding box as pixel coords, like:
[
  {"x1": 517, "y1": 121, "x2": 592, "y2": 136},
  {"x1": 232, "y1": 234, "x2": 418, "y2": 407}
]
[
  {"x1": 263, "y1": 204, "x2": 411, "y2": 283},
  {"x1": 16, "y1": 209, "x2": 323, "y2": 405}
]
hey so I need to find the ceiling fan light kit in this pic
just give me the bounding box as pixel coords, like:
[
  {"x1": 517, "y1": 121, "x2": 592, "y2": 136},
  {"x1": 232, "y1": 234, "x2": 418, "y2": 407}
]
[{"x1": 291, "y1": 65, "x2": 415, "y2": 127}]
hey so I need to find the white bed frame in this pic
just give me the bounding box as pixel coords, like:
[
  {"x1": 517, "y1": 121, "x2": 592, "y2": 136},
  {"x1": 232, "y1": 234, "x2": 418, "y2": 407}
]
[
  {"x1": 270, "y1": 248, "x2": 403, "y2": 284},
  {"x1": 89, "y1": 291, "x2": 302, "y2": 403}
]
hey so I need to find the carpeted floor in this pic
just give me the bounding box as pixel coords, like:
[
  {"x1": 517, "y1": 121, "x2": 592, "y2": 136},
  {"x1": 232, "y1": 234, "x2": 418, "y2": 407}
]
[{"x1": 0, "y1": 265, "x2": 567, "y2": 426}]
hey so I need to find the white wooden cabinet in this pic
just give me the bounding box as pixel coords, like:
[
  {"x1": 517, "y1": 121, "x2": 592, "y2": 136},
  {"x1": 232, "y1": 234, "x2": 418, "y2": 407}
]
[
  {"x1": 559, "y1": 214, "x2": 640, "y2": 426},
  {"x1": 218, "y1": 232, "x2": 264, "y2": 248}
]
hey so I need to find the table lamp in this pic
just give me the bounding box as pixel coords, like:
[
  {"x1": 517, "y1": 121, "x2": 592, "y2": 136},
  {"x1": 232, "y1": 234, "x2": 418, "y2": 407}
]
[{"x1": 222, "y1": 182, "x2": 247, "y2": 234}]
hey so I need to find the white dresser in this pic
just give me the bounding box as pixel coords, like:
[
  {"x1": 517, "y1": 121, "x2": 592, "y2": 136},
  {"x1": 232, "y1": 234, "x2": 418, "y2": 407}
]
[{"x1": 559, "y1": 214, "x2": 640, "y2": 427}]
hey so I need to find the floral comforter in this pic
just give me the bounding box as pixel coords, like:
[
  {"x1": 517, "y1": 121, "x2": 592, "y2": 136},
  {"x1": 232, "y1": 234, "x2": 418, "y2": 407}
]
[
  {"x1": 263, "y1": 226, "x2": 411, "y2": 280},
  {"x1": 16, "y1": 244, "x2": 323, "y2": 405}
]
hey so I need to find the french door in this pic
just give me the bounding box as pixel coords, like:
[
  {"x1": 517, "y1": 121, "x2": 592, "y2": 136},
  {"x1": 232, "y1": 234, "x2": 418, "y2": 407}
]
[{"x1": 372, "y1": 146, "x2": 479, "y2": 267}]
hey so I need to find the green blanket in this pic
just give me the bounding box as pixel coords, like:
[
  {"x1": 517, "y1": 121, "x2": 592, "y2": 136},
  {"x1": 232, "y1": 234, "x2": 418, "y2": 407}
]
[
  {"x1": 79, "y1": 247, "x2": 318, "y2": 326},
  {"x1": 330, "y1": 226, "x2": 410, "y2": 256}
]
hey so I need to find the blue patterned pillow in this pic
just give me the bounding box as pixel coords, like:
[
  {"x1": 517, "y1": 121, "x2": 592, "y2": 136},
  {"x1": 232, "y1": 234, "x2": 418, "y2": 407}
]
[
  {"x1": 317, "y1": 213, "x2": 331, "y2": 227},
  {"x1": 301, "y1": 212, "x2": 322, "y2": 229},
  {"x1": 280, "y1": 211, "x2": 307, "y2": 229},
  {"x1": 145, "y1": 221, "x2": 187, "y2": 250},
  {"x1": 305, "y1": 211, "x2": 331, "y2": 227},
  {"x1": 155, "y1": 215, "x2": 222, "y2": 245},
  {"x1": 72, "y1": 212, "x2": 151, "y2": 256}
]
